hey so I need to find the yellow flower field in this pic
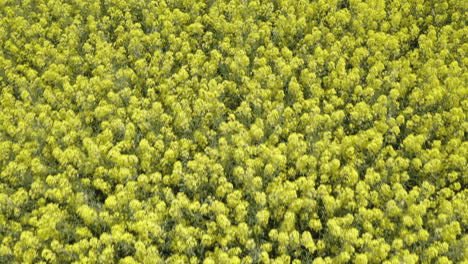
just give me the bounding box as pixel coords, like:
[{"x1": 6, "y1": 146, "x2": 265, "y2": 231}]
[{"x1": 0, "y1": 0, "x2": 466, "y2": 263}]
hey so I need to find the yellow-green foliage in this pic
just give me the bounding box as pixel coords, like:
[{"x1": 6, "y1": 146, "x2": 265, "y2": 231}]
[{"x1": 0, "y1": 0, "x2": 467, "y2": 263}]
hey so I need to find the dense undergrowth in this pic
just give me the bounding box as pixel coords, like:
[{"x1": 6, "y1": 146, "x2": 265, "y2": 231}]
[{"x1": 0, "y1": 0, "x2": 467, "y2": 263}]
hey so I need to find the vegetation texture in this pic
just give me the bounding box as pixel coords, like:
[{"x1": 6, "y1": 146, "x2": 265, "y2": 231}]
[{"x1": 0, "y1": 0, "x2": 467, "y2": 263}]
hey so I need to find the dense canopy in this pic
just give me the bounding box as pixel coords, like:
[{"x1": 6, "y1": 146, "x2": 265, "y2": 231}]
[{"x1": 0, "y1": 0, "x2": 467, "y2": 263}]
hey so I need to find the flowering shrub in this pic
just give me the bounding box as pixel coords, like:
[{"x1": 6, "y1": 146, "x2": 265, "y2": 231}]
[{"x1": 0, "y1": 0, "x2": 466, "y2": 263}]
